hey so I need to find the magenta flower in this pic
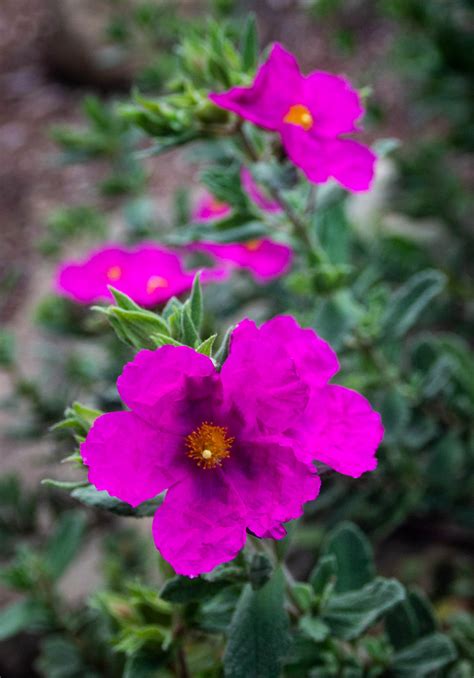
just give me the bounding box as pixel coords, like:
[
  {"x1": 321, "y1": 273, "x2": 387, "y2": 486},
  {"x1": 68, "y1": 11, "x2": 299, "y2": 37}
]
[
  {"x1": 190, "y1": 238, "x2": 292, "y2": 282},
  {"x1": 210, "y1": 44, "x2": 376, "y2": 192},
  {"x1": 240, "y1": 167, "x2": 282, "y2": 213},
  {"x1": 56, "y1": 243, "x2": 226, "y2": 308},
  {"x1": 192, "y1": 191, "x2": 232, "y2": 222},
  {"x1": 82, "y1": 315, "x2": 383, "y2": 576}
]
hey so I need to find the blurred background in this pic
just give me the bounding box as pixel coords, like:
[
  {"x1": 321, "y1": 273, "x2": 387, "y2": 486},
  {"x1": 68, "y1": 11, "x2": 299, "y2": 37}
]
[{"x1": 0, "y1": 1, "x2": 473, "y2": 676}]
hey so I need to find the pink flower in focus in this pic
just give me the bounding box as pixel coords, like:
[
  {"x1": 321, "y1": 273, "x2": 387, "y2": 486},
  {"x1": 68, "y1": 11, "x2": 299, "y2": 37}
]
[
  {"x1": 82, "y1": 316, "x2": 383, "y2": 576},
  {"x1": 56, "y1": 243, "x2": 225, "y2": 307},
  {"x1": 240, "y1": 167, "x2": 282, "y2": 213},
  {"x1": 193, "y1": 191, "x2": 232, "y2": 222},
  {"x1": 210, "y1": 44, "x2": 376, "y2": 192},
  {"x1": 191, "y1": 238, "x2": 292, "y2": 282}
]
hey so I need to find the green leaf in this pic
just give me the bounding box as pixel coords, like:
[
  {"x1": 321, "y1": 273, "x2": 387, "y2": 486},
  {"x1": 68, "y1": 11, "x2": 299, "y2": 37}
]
[
  {"x1": 291, "y1": 583, "x2": 314, "y2": 612},
  {"x1": 41, "y1": 479, "x2": 89, "y2": 490},
  {"x1": 298, "y1": 616, "x2": 330, "y2": 643},
  {"x1": 71, "y1": 485, "x2": 162, "y2": 517},
  {"x1": 391, "y1": 633, "x2": 457, "y2": 676},
  {"x1": 36, "y1": 635, "x2": 86, "y2": 678},
  {"x1": 241, "y1": 13, "x2": 259, "y2": 72},
  {"x1": 322, "y1": 577, "x2": 405, "y2": 640},
  {"x1": 248, "y1": 553, "x2": 273, "y2": 591},
  {"x1": 109, "y1": 308, "x2": 170, "y2": 349},
  {"x1": 195, "y1": 334, "x2": 217, "y2": 356},
  {"x1": 224, "y1": 567, "x2": 289, "y2": 678},
  {"x1": 180, "y1": 306, "x2": 200, "y2": 346},
  {"x1": 109, "y1": 287, "x2": 142, "y2": 311},
  {"x1": 160, "y1": 576, "x2": 227, "y2": 604},
  {"x1": 189, "y1": 273, "x2": 203, "y2": 332},
  {"x1": 44, "y1": 510, "x2": 87, "y2": 578},
  {"x1": 386, "y1": 589, "x2": 437, "y2": 651},
  {"x1": 382, "y1": 270, "x2": 446, "y2": 338},
  {"x1": 309, "y1": 554, "x2": 337, "y2": 596},
  {"x1": 0, "y1": 599, "x2": 50, "y2": 640},
  {"x1": 124, "y1": 652, "x2": 167, "y2": 677},
  {"x1": 323, "y1": 522, "x2": 375, "y2": 592}
]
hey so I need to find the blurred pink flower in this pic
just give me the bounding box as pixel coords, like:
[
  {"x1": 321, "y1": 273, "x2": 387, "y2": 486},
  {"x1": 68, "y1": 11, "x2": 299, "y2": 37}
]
[
  {"x1": 82, "y1": 315, "x2": 383, "y2": 576},
  {"x1": 191, "y1": 238, "x2": 292, "y2": 282},
  {"x1": 193, "y1": 191, "x2": 232, "y2": 222},
  {"x1": 240, "y1": 167, "x2": 282, "y2": 213},
  {"x1": 210, "y1": 44, "x2": 376, "y2": 192},
  {"x1": 56, "y1": 243, "x2": 225, "y2": 307}
]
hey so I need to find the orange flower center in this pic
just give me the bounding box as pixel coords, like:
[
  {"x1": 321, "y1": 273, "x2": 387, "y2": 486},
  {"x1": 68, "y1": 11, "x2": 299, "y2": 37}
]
[
  {"x1": 107, "y1": 265, "x2": 122, "y2": 281},
  {"x1": 186, "y1": 421, "x2": 234, "y2": 469},
  {"x1": 210, "y1": 197, "x2": 228, "y2": 213},
  {"x1": 146, "y1": 275, "x2": 168, "y2": 294},
  {"x1": 244, "y1": 239, "x2": 263, "y2": 251},
  {"x1": 283, "y1": 104, "x2": 314, "y2": 131}
]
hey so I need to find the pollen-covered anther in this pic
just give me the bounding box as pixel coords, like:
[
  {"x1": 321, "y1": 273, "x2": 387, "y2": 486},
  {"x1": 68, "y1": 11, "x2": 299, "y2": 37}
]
[
  {"x1": 283, "y1": 104, "x2": 314, "y2": 131},
  {"x1": 146, "y1": 275, "x2": 168, "y2": 294},
  {"x1": 107, "y1": 265, "x2": 122, "y2": 281},
  {"x1": 244, "y1": 239, "x2": 263, "y2": 252},
  {"x1": 186, "y1": 421, "x2": 234, "y2": 469}
]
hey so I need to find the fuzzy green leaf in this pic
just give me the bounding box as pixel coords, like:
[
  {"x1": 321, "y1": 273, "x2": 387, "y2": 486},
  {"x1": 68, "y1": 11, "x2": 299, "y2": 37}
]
[{"x1": 224, "y1": 567, "x2": 289, "y2": 678}]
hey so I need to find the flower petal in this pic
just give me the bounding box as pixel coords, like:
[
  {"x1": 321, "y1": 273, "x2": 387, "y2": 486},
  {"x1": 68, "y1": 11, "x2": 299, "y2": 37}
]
[
  {"x1": 303, "y1": 71, "x2": 364, "y2": 137},
  {"x1": 220, "y1": 319, "x2": 309, "y2": 432},
  {"x1": 260, "y1": 315, "x2": 339, "y2": 389},
  {"x1": 240, "y1": 167, "x2": 282, "y2": 213},
  {"x1": 152, "y1": 471, "x2": 247, "y2": 576},
  {"x1": 117, "y1": 346, "x2": 218, "y2": 431},
  {"x1": 82, "y1": 411, "x2": 185, "y2": 506},
  {"x1": 281, "y1": 129, "x2": 376, "y2": 191},
  {"x1": 192, "y1": 239, "x2": 292, "y2": 282},
  {"x1": 227, "y1": 437, "x2": 320, "y2": 538},
  {"x1": 290, "y1": 385, "x2": 384, "y2": 477},
  {"x1": 209, "y1": 43, "x2": 302, "y2": 131}
]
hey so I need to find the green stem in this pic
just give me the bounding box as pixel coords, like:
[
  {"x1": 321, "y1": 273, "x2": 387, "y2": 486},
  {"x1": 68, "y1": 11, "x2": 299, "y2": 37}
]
[{"x1": 237, "y1": 126, "x2": 327, "y2": 266}]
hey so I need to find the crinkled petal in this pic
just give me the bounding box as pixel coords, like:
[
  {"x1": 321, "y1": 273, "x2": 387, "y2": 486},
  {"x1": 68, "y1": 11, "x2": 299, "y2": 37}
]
[
  {"x1": 82, "y1": 411, "x2": 185, "y2": 506},
  {"x1": 220, "y1": 319, "x2": 309, "y2": 432},
  {"x1": 303, "y1": 71, "x2": 364, "y2": 137},
  {"x1": 152, "y1": 471, "x2": 247, "y2": 576},
  {"x1": 290, "y1": 385, "x2": 384, "y2": 477},
  {"x1": 227, "y1": 436, "x2": 320, "y2": 538},
  {"x1": 209, "y1": 43, "x2": 302, "y2": 131},
  {"x1": 117, "y1": 346, "x2": 218, "y2": 431},
  {"x1": 260, "y1": 315, "x2": 339, "y2": 389},
  {"x1": 281, "y1": 129, "x2": 376, "y2": 191}
]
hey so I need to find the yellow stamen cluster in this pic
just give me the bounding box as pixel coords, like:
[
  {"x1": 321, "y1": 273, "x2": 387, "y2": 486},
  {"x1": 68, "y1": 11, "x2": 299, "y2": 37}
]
[
  {"x1": 107, "y1": 265, "x2": 122, "y2": 281},
  {"x1": 186, "y1": 421, "x2": 234, "y2": 469},
  {"x1": 244, "y1": 239, "x2": 263, "y2": 252},
  {"x1": 283, "y1": 104, "x2": 314, "y2": 131},
  {"x1": 146, "y1": 275, "x2": 168, "y2": 294},
  {"x1": 210, "y1": 197, "x2": 228, "y2": 213}
]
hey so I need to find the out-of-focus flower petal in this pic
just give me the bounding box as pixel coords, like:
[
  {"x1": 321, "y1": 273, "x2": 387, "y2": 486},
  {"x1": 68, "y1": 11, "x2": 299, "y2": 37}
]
[
  {"x1": 240, "y1": 167, "x2": 282, "y2": 213},
  {"x1": 209, "y1": 44, "x2": 301, "y2": 130},
  {"x1": 302, "y1": 71, "x2": 364, "y2": 137}
]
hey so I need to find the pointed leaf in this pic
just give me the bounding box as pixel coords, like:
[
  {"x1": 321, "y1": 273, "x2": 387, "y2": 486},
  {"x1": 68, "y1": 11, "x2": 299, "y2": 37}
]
[{"x1": 224, "y1": 567, "x2": 289, "y2": 678}]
